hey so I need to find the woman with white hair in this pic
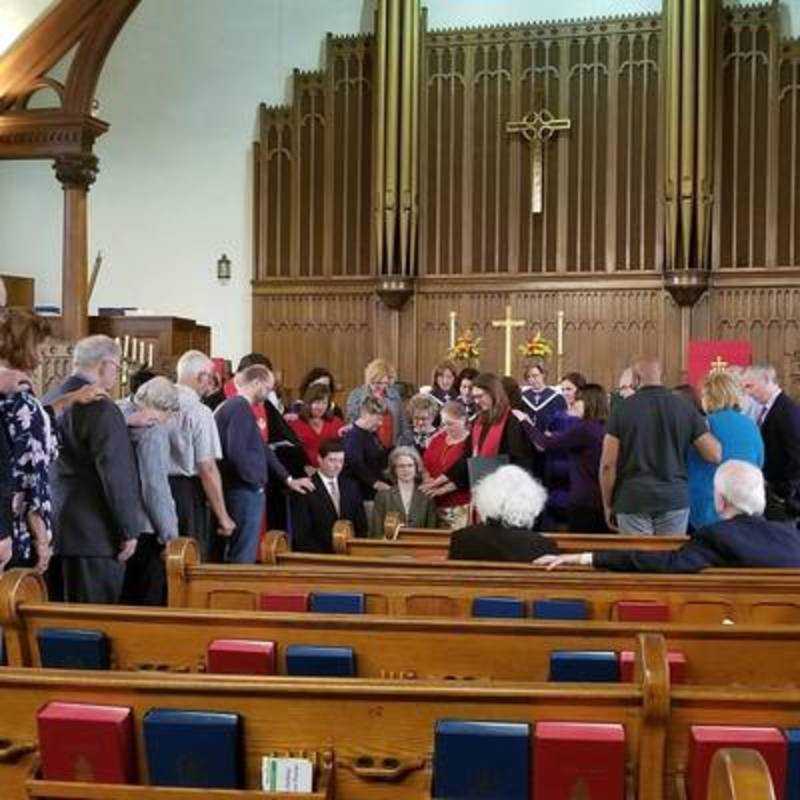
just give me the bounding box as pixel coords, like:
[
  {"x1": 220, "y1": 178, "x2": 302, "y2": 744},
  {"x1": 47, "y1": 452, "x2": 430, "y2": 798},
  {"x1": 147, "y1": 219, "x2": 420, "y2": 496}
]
[
  {"x1": 119, "y1": 376, "x2": 180, "y2": 605},
  {"x1": 536, "y1": 460, "x2": 800, "y2": 572},
  {"x1": 448, "y1": 465, "x2": 558, "y2": 562}
]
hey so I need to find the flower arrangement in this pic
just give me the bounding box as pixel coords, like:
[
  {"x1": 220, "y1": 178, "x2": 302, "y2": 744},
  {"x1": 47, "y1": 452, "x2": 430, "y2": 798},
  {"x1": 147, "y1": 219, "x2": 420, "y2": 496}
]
[
  {"x1": 518, "y1": 331, "x2": 554, "y2": 360},
  {"x1": 448, "y1": 329, "x2": 482, "y2": 363}
]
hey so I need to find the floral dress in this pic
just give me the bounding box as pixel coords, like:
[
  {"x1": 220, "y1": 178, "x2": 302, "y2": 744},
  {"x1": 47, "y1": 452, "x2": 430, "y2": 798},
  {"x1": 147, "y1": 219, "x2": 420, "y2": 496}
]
[{"x1": 0, "y1": 391, "x2": 58, "y2": 564}]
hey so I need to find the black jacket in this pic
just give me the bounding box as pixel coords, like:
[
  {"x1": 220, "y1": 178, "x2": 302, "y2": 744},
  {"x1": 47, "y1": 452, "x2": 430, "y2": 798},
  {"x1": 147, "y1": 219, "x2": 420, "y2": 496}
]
[
  {"x1": 291, "y1": 472, "x2": 367, "y2": 552},
  {"x1": 761, "y1": 392, "x2": 800, "y2": 512},
  {"x1": 45, "y1": 375, "x2": 141, "y2": 557},
  {"x1": 594, "y1": 514, "x2": 800, "y2": 572},
  {"x1": 342, "y1": 424, "x2": 389, "y2": 501},
  {"x1": 449, "y1": 522, "x2": 558, "y2": 562}
]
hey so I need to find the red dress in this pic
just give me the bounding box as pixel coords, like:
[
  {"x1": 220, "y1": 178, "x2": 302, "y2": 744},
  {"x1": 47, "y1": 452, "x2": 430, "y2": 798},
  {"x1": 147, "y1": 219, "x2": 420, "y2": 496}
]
[
  {"x1": 423, "y1": 430, "x2": 470, "y2": 509},
  {"x1": 288, "y1": 416, "x2": 344, "y2": 466}
]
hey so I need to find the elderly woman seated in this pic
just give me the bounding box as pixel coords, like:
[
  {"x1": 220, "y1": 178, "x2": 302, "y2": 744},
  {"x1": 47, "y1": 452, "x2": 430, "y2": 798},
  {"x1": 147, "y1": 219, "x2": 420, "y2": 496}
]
[
  {"x1": 118, "y1": 376, "x2": 180, "y2": 605},
  {"x1": 536, "y1": 460, "x2": 800, "y2": 572},
  {"x1": 448, "y1": 465, "x2": 558, "y2": 562}
]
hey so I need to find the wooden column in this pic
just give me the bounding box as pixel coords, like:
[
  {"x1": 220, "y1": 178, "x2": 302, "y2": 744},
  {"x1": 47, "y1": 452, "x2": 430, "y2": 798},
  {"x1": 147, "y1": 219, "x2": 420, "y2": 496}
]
[{"x1": 53, "y1": 153, "x2": 97, "y2": 341}]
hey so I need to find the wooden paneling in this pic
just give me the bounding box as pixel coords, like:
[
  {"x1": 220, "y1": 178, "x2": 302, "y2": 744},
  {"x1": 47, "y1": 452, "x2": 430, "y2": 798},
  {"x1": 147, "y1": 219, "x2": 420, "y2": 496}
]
[
  {"x1": 254, "y1": 35, "x2": 373, "y2": 281},
  {"x1": 252, "y1": 5, "x2": 800, "y2": 396},
  {"x1": 415, "y1": 279, "x2": 680, "y2": 389},
  {"x1": 420, "y1": 15, "x2": 662, "y2": 276},
  {"x1": 252, "y1": 283, "x2": 375, "y2": 397}
]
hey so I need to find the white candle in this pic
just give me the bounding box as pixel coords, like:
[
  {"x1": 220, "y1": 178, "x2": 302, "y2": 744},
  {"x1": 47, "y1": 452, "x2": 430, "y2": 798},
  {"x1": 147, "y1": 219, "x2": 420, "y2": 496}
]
[
  {"x1": 449, "y1": 311, "x2": 457, "y2": 350},
  {"x1": 557, "y1": 310, "x2": 564, "y2": 356},
  {"x1": 123, "y1": 335, "x2": 130, "y2": 359},
  {"x1": 147, "y1": 343, "x2": 154, "y2": 368},
  {"x1": 138, "y1": 340, "x2": 145, "y2": 364}
]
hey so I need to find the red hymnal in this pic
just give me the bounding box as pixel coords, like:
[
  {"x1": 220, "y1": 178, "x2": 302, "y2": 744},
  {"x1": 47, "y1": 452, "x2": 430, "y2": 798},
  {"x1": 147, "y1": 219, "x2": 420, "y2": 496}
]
[
  {"x1": 207, "y1": 639, "x2": 276, "y2": 675},
  {"x1": 534, "y1": 721, "x2": 625, "y2": 799},
  {"x1": 37, "y1": 702, "x2": 136, "y2": 784},
  {"x1": 619, "y1": 650, "x2": 687, "y2": 683},
  {"x1": 259, "y1": 592, "x2": 309, "y2": 612},
  {"x1": 615, "y1": 600, "x2": 670, "y2": 622},
  {"x1": 688, "y1": 726, "x2": 787, "y2": 800}
]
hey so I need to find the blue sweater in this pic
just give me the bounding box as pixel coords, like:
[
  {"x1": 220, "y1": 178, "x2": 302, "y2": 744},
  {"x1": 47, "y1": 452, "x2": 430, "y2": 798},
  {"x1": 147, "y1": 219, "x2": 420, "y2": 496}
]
[
  {"x1": 214, "y1": 396, "x2": 288, "y2": 491},
  {"x1": 687, "y1": 409, "x2": 764, "y2": 529}
]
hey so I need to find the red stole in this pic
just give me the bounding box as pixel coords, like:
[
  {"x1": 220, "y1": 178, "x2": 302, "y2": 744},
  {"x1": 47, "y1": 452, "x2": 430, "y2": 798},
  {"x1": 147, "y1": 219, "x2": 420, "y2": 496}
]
[{"x1": 472, "y1": 410, "x2": 509, "y2": 457}]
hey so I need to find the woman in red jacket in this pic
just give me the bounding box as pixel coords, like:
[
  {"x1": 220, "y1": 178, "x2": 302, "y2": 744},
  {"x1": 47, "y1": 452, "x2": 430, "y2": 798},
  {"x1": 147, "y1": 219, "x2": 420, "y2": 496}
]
[{"x1": 288, "y1": 384, "x2": 343, "y2": 469}]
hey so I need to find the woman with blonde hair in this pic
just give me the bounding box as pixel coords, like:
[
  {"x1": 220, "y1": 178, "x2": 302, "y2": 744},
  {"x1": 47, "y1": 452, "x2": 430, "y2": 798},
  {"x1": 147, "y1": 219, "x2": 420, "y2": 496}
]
[
  {"x1": 371, "y1": 446, "x2": 438, "y2": 537},
  {"x1": 345, "y1": 359, "x2": 412, "y2": 448},
  {"x1": 687, "y1": 370, "x2": 764, "y2": 529}
]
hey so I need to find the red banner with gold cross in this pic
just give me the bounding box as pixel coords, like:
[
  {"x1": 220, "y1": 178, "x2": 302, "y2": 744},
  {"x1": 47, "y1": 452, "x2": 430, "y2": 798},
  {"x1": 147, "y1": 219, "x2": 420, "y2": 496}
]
[{"x1": 687, "y1": 340, "x2": 752, "y2": 387}]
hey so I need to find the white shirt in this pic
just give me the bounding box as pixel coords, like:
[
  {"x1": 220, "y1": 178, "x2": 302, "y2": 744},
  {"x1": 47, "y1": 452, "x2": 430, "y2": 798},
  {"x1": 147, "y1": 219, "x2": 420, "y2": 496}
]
[
  {"x1": 759, "y1": 389, "x2": 782, "y2": 425},
  {"x1": 322, "y1": 475, "x2": 340, "y2": 513}
]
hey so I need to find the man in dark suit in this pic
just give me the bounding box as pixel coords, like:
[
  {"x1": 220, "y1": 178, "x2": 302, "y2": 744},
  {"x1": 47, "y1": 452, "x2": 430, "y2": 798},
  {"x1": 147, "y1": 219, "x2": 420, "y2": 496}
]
[
  {"x1": 536, "y1": 460, "x2": 800, "y2": 572},
  {"x1": 44, "y1": 336, "x2": 142, "y2": 603},
  {"x1": 292, "y1": 438, "x2": 367, "y2": 552},
  {"x1": 741, "y1": 365, "x2": 800, "y2": 522}
]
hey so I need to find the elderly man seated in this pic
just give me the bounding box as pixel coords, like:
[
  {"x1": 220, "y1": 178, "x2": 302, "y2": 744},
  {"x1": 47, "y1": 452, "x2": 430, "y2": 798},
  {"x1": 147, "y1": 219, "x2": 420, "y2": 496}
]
[
  {"x1": 536, "y1": 460, "x2": 800, "y2": 572},
  {"x1": 448, "y1": 465, "x2": 557, "y2": 562}
]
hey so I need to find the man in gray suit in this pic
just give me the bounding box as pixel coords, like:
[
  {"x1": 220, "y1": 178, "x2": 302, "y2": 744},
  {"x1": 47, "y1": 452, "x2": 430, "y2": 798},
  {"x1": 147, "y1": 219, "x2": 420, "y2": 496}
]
[{"x1": 46, "y1": 336, "x2": 141, "y2": 603}]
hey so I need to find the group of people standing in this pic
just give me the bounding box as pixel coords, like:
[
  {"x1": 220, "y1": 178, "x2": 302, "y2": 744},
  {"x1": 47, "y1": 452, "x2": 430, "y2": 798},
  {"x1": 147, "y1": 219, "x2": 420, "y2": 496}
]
[{"x1": 1, "y1": 294, "x2": 798, "y2": 606}]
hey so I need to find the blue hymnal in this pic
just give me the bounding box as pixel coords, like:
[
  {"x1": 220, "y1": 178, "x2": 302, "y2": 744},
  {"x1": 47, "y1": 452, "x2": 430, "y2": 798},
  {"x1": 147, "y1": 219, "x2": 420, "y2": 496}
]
[
  {"x1": 286, "y1": 645, "x2": 356, "y2": 677},
  {"x1": 37, "y1": 628, "x2": 110, "y2": 670},
  {"x1": 549, "y1": 651, "x2": 619, "y2": 682},
  {"x1": 144, "y1": 709, "x2": 241, "y2": 788},
  {"x1": 309, "y1": 592, "x2": 365, "y2": 614},
  {"x1": 786, "y1": 729, "x2": 800, "y2": 800},
  {"x1": 434, "y1": 719, "x2": 530, "y2": 799},
  {"x1": 472, "y1": 597, "x2": 525, "y2": 619},
  {"x1": 532, "y1": 599, "x2": 589, "y2": 620}
]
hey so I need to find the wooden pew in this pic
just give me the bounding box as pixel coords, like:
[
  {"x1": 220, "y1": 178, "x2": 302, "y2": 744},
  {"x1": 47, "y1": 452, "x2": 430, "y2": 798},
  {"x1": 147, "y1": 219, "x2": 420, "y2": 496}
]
[
  {"x1": 169, "y1": 538, "x2": 800, "y2": 624},
  {"x1": 707, "y1": 749, "x2": 777, "y2": 800},
  {"x1": 3, "y1": 636, "x2": 800, "y2": 800},
  {"x1": 0, "y1": 633, "x2": 668, "y2": 800},
  {"x1": 330, "y1": 530, "x2": 689, "y2": 560},
  {"x1": 5, "y1": 570, "x2": 800, "y2": 688}
]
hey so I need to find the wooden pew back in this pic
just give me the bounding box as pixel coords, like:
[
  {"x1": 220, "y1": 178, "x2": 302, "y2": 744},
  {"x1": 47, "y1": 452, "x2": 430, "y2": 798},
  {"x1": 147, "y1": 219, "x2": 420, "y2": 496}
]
[
  {"x1": 168, "y1": 539, "x2": 800, "y2": 625},
  {"x1": 0, "y1": 634, "x2": 666, "y2": 799},
  {"x1": 5, "y1": 570, "x2": 800, "y2": 688}
]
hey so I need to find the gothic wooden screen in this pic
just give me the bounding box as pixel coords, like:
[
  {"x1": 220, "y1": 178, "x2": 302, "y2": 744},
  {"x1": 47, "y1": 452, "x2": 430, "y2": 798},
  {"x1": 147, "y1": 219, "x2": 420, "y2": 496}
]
[{"x1": 420, "y1": 14, "x2": 662, "y2": 276}]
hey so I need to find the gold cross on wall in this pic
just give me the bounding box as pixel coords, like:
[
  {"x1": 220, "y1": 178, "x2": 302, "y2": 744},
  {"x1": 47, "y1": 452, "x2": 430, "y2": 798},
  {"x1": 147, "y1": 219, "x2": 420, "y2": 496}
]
[
  {"x1": 492, "y1": 305, "x2": 526, "y2": 376},
  {"x1": 507, "y1": 107, "x2": 571, "y2": 214},
  {"x1": 710, "y1": 355, "x2": 729, "y2": 374}
]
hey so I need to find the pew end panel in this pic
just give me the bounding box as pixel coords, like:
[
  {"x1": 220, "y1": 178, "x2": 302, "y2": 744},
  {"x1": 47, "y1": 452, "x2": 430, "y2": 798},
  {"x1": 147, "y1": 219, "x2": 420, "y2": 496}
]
[
  {"x1": 259, "y1": 531, "x2": 290, "y2": 566},
  {"x1": 166, "y1": 539, "x2": 199, "y2": 608},
  {"x1": 705, "y1": 748, "x2": 777, "y2": 800},
  {"x1": 0, "y1": 569, "x2": 48, "y2": 667},
  {"x1": 331, "y1": 521, "x2": 354, "y2": 555}
]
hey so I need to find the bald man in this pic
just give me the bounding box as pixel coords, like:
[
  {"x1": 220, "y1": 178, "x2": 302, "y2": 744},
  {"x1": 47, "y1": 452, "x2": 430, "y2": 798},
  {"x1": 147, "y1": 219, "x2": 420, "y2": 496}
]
[
  {"x1": 537, "y1": 461, "x2": 800, "y2": 571},
  {"x1": 599, "y1": 357, "x2": 721, "y2": 535}
]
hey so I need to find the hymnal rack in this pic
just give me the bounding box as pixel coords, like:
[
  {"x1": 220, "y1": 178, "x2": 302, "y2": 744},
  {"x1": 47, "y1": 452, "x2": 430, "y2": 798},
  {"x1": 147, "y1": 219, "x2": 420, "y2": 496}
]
[{"x1": 25, "y1": 750, "x2": 334, "y2": 799}]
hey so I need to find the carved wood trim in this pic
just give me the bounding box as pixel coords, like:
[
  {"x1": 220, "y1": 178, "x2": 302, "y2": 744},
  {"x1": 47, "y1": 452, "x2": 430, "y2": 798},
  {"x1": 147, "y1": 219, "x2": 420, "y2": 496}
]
[
  {"x1": 0, "y1": 0, "x2": 104, "y2": 107},
  {"x1": 63, "y1": 0, "x2": 141, "y2": 115}
]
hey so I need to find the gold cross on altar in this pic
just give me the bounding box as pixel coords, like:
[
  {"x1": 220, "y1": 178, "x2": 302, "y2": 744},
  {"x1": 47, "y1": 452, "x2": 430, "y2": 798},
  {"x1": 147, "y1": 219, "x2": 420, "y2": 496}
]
[
  {"x1": 710, "y1": 355, "x2": 729, "y2": 374},
  {"x1": 507, "y1": 106, "x2": 571, "y2": 214},
  {"x1": 492, "y1": 305, "x2": 525, "y2": 376}
]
